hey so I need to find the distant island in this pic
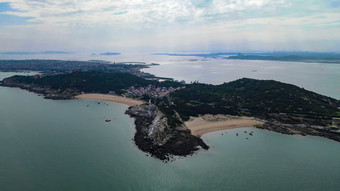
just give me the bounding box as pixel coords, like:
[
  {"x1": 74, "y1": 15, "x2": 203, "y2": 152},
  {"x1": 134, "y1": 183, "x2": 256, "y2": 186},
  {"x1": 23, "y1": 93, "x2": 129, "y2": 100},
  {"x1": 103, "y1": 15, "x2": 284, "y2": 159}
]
[
  {"x1": 227, "y1": 53, "x2": 340, "y2": 64},
  {"x1": 100, "y1": 52, "x2": 121, "y2": 56},
  {"x1": 0, "y1": 51, "x2": 72, "y2": 55},
  {"x1": 154, "y1": 53, "x2": 236, "y2": 57},
  {"x1": 0, "y1": 59, "x2": 339, "y2": 161},
  {"x1": 156, "y1": 52, "x2": 340, "y2": 64}
]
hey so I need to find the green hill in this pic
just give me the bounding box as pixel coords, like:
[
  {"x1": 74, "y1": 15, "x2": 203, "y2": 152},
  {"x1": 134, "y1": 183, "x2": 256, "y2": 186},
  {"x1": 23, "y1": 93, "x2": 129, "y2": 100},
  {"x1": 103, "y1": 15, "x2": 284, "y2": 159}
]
[{"x1": 170, "y1": 78, "x2": 339, "y2": 121}]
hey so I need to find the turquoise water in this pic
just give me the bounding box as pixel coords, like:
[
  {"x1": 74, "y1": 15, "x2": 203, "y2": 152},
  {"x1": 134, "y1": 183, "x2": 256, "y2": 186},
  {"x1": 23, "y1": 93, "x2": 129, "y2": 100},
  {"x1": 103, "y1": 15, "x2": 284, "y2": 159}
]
[{"x1": 1, "y1": 68, "x2": 340, "y2": 190}]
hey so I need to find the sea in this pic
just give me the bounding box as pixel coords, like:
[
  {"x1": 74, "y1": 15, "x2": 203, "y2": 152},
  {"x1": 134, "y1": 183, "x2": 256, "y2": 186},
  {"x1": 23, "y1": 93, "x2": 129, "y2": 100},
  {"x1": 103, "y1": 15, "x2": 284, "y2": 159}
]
[{"x1": 0, "y1": 53, "x2": 339, "y2": 190}]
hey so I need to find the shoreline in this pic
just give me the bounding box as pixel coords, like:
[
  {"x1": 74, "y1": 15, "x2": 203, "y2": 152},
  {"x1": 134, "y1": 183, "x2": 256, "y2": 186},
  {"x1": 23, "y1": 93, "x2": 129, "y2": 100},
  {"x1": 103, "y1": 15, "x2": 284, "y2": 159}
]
[
  {"x1": 75, "y1": 93, "x2": 144, "y2": 106},
  {"x1": 185, "y1": 115, "x2": 264, "y2": 137},
  {"x1": 126, "y1": 104, "x2": 209, "y2": 161},
  {"x1": 1, "y1": 70, "x2": 339, "y2": 161}
]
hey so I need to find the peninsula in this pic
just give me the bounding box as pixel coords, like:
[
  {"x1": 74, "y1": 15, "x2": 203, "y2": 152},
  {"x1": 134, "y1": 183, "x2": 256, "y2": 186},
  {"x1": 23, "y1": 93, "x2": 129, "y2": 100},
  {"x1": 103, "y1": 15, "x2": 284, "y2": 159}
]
[{"x1": 0, "y1": 60, "x2": 339, "y2": 161}]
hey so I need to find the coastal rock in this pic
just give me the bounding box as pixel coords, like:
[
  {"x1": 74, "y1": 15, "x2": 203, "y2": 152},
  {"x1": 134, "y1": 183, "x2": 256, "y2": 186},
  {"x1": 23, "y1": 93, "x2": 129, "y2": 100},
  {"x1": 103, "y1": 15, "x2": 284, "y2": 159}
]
[
  {"x1": 126, "y1": 104, "x2": 173, "y2": 145},
  {"x1": 257, "y1": 119, "x2": 340, "y2": 142},
  {"x1": 126, "y1": 104, "x2": 209, "y2": 160}
]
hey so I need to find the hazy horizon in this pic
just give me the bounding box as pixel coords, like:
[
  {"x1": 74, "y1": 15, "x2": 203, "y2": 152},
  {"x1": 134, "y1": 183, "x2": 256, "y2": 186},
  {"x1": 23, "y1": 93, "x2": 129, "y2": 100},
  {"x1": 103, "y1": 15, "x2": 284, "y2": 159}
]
[{"x1": 1, "y1": 50, "x2": 340, "y2": 55}]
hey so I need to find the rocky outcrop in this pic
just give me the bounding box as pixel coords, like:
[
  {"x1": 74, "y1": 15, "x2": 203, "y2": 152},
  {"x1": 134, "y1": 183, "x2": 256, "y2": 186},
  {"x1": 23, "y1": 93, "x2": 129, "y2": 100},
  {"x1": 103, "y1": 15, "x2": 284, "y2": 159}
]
[
  {"x1": 126, "y1": 104, "x2": 209, "y2": 161},
  {"x1": 253, "y1": 112, "x2": 340, "y2": 142},
  {"x1": 257, "y1": 119, "x2": 340, "y2": 142}
]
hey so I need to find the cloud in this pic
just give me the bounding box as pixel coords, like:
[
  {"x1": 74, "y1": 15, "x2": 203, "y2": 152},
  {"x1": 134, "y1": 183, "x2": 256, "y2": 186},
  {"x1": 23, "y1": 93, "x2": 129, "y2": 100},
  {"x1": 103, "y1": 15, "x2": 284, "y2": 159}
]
[
  {"x1": 0, "y1": 0, "x2": 290, "y2": 26},
  {"x1": 210, "y1": 0, "x2": 286, "y2": 13},
  {"x1": 0, "y1": 0, "x2": 339, "y2": 52}
]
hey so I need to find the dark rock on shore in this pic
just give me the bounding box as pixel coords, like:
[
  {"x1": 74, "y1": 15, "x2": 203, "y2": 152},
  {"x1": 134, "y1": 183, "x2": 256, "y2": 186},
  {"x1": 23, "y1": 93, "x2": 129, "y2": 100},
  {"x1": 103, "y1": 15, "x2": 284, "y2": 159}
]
[
  {"x1": 126, "y1": 104, "x2": 209, "y2": 161},
  {"x1": 257, "y1": 119, "x2": 340, "y2": 142},
  {"x1": 2, "y1": 71, "x2": 340, "y2": 160}
]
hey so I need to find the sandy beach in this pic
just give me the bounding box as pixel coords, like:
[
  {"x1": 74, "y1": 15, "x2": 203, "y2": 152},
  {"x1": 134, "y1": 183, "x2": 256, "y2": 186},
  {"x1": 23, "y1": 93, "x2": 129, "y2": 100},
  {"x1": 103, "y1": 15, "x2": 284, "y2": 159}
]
[
  {"x1": 75, "y1": 94, "x2": 144, "y2": 106},
  {"x1": 185, "y1": 114, "x2": 263, "y2": 137}
]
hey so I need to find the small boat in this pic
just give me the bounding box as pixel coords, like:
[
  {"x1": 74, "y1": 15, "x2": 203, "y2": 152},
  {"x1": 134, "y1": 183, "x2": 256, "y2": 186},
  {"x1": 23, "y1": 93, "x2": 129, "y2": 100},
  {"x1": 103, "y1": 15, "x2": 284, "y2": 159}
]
[{"x1": 105, "y1": 119, "x2": 111, "y2": 122}]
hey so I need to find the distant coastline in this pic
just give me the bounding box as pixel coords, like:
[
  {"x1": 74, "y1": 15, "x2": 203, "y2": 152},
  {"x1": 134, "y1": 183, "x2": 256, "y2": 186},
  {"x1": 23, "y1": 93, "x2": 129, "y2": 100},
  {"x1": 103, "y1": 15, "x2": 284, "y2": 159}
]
[
  {"x1": 0, "y1": 60, "x2": 339, "y2": 161},
  {"x1": 155, "y1": 52, "x2": 340, "y2": 64},
  {"x1": 99, "y1": 52, "x2": 121, "y2": 56},
  {"x1": 0, "y1": 51, "x2": 72, "y2": 55},
  {"x1": 226, "y1": 54, "x2": 340, "y2": 64}
]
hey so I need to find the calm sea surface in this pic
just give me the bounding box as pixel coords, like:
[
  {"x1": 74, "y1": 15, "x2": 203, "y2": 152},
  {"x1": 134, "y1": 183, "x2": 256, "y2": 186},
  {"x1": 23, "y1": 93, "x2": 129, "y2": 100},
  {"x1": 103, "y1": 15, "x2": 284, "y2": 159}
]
[
  {"x1": 1, "y1": 53, "x2": 338, "y2": 99},
  {"x1": 0, "y1": 55, "x2": 340, "y2": 190},
  {"x1": 141, "y1": 56, "x2": 340, "y2": 100}
]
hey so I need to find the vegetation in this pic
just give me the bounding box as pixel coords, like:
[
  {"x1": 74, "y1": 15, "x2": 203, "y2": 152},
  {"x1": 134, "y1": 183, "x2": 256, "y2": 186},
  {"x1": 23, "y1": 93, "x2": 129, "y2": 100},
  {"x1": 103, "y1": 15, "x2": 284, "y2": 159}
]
[
  {"x1": 2, "y1": 71, "x2": 340, "y2": 144},
  {"x1": 154, "y1": 98, "x2": 183, "y2": 128},
  {"x1": 170, "y1": 78, "x2": 340, "y2": 121},
  {"x1": 0, "y1": 59, "x2": 146, "y2": 73},
  {"x1": 2, "y1": 72, "x2": 339, "y2": 123},
  {"x1": 2, "y1": 71, "x2": 182, "y2": 95}
]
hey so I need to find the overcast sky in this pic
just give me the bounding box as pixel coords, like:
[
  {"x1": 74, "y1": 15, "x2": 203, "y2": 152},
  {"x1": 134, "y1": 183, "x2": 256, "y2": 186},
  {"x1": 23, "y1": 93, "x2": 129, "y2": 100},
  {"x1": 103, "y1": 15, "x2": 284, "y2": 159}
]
[{"x1": 0, "y1": 0, "x2": 339, "y2": 53}]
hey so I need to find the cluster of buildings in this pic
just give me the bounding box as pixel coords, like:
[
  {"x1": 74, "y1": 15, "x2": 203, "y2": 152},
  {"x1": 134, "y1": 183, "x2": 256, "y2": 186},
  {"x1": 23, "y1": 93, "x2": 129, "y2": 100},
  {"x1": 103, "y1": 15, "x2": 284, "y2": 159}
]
[
  {"x1": 129, "y1": 69, "x2": 148, "y2": 78},
  {"x1": 127, "y1": 84, "x2": 186, "y2": 99}
]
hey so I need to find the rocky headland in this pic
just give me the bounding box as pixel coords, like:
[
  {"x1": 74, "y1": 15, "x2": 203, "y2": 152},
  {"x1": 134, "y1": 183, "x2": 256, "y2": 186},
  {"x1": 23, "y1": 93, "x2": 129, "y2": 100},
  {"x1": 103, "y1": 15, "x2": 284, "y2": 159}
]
[
  {"x1": 1, "y1": 70, "x2": 340, "y2": 161},
  {"x1": 125, "y1": 104, "x2": 209, "y2": 161}
]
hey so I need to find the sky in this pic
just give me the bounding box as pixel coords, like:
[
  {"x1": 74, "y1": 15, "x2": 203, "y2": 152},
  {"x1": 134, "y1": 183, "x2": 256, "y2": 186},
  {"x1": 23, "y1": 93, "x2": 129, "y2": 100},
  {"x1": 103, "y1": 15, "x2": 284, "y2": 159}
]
[{"x1": 0, "y1": 0, "x2": 340, "y2": 53}]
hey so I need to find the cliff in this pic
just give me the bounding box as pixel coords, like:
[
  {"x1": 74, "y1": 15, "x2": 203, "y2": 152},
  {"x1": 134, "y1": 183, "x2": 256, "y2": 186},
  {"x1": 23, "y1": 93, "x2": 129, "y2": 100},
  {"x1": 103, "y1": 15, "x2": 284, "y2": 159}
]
[
  {"x1": 125, "y1": 104, "x2": 209, "y2": 161},
  {"x1": 2, "y1": 72, "x2": 340, "y2": 160}
]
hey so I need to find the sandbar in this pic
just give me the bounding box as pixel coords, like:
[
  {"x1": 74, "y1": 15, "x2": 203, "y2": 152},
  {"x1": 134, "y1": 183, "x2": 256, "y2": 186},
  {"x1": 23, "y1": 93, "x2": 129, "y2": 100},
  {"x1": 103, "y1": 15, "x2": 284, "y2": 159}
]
[
  {"x1": 75, "y1": 94, "x2": 143, "y2": 106},
  {"x1": 185, "y1": 114, "x2": 263, "y2": 137}
]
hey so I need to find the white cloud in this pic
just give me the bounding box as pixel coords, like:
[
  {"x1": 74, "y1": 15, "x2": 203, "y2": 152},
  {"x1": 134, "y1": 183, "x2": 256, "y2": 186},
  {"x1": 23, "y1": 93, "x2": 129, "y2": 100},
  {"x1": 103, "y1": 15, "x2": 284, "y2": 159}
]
[
  {"x1": 0, "y1": 0, "x2": 291, "y2": 26},
  {"x1": 209, "y1": 0, "x2": 287, "y2": 13},
  {"x1": 0, "y1": 0, "x2": 199, "y2": 25},
  {"x1": 0, "y1": 0, "x2": 339, "y2": 52}
]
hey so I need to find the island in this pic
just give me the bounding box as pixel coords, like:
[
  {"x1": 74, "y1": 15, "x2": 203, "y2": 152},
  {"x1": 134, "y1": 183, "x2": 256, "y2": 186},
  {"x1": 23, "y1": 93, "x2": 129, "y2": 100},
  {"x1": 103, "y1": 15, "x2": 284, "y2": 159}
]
[
  {"x1": 0, "y1": 59, "x2": 339, "y2": 161},
  {"x1": 227, "y1": 53, "x2": 340, "y2": 64},
  {"x1": 156, "y1": 52, "x2": 340, "y2": 64},
  {"x1": 100, "y1": 52, "x2": 121, "y2": 56}
]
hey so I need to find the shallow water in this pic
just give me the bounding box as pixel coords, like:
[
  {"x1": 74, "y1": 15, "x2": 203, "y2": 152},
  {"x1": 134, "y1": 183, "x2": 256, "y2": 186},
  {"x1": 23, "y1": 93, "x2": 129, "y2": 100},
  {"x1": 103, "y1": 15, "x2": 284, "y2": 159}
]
[{"x1": 0, "y1": 72, "x2": 340, "y2": 190}]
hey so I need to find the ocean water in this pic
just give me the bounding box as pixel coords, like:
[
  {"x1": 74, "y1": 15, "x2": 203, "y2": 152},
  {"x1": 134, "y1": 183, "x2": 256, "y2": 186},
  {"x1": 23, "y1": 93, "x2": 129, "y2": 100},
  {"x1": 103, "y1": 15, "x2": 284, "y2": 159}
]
[
  {"x1": 0, "y1": 57, "x2": 340, "y2": 191},
  {"x1": 142, "y1": 56, "x2": 340, "y2": 100},
  {"x1": 1, "y1": 53, "x2": 338, "y2": 99}
]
